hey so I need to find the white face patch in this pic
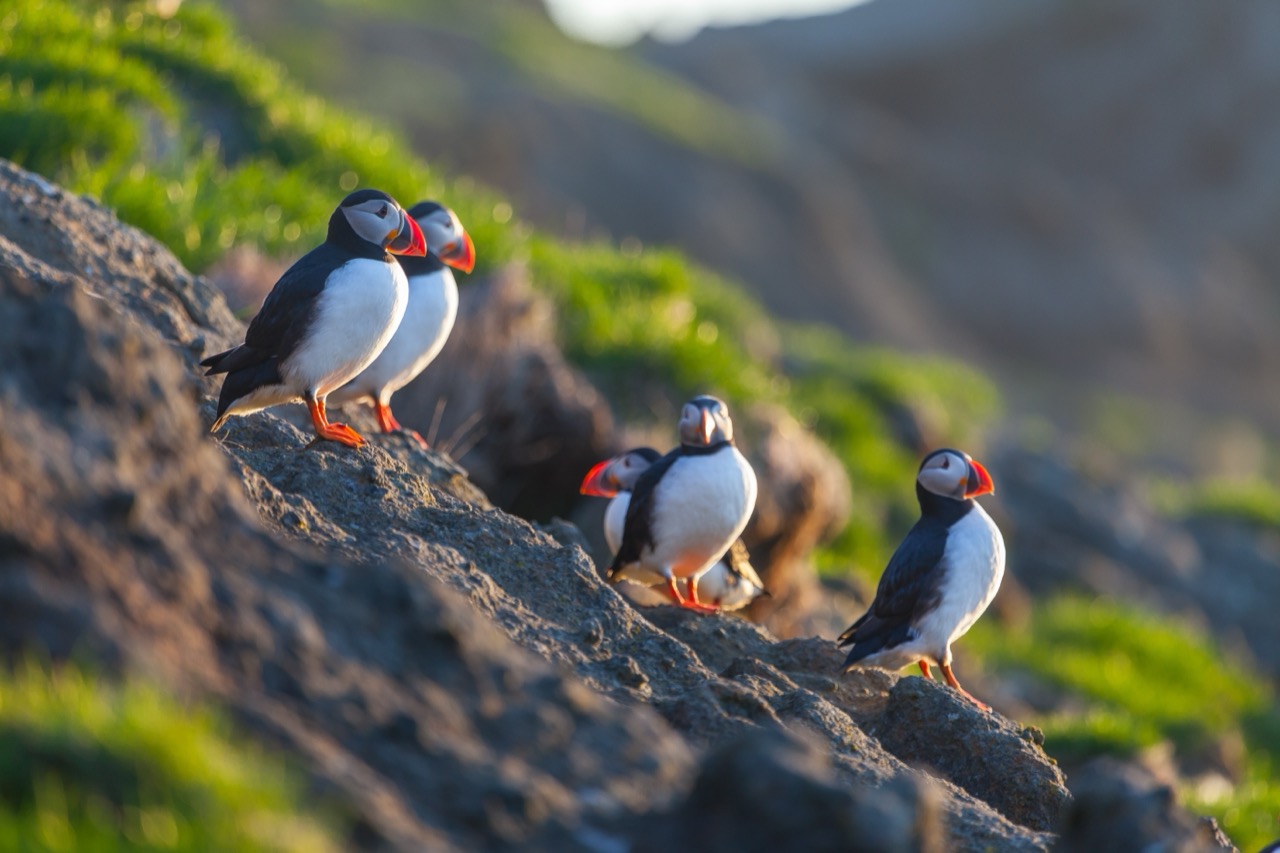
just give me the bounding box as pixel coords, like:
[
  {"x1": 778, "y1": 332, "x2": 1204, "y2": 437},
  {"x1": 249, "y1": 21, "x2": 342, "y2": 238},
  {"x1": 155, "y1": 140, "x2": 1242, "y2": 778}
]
[
  {"x1": 917, "y1": 450, "x2": 970, "y2": 499},
  {"x1": 341, "y1": 198, "x2": 400, "y2": 247},
  {"x1": 420, "y1": 209, "x2": 461, "y2": 254},
  {"x1": 678, "y1": 397, "x2": 733, "y2": 445},
  {"x1": 613, "y1": 452, "x2": 653, "y2": 490}
]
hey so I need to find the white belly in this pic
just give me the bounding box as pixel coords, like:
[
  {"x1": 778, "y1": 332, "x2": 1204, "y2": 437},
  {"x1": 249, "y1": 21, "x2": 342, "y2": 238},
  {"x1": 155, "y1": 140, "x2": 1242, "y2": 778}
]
[
  {"x1": 631, "y1": 447, "x2": 757, "y2": 581},
  {"x1": 912, "y1": 504, "x2": 1006, "y2": 665},
  {"x1": 284, "y1": 258, "x2": 408, "y2": 398},
  {"x1": 330, "y1": 268, "x2": 456, "y2": 406},
  {"x1": 604, "y1": 492, "x2": 630, "y2": 555}
]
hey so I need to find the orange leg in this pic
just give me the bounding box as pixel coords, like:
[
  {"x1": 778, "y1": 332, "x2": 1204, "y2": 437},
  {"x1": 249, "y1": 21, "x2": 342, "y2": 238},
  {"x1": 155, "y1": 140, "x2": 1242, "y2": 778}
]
[
  {"x1": 664, "y1": 577, "x2": 717, "y2": 614},
  {"x1": 918, "y1": 660, "x2": 933, "y2": 680},
  {"x1": 306, "y1": 397, "x2": 366, "y2": 448},
  {"x1": 684, "y1": 576, "x2": 720, "y2": 614},
  {"x1": 939, "y1": 662, "x2": 990, "y2": 712},
  {"x1": 374, "y1": 401, "x2": 428, "y2": 448},
  {"x1": 374, "y1": 401, "x2": 401, "y2": 433}
]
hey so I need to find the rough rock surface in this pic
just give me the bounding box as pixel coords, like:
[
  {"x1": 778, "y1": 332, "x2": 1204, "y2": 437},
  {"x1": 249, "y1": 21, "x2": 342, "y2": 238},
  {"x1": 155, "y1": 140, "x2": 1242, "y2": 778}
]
[
  {"x1": 0, "y1": 157, "x2": 1225, "y2": 850},
  {"x1": 219, "y1": 246, "x2": 851, "y2": 639},
  {"x1": 1055, "y1": 759, "x2": 1235, "y2": 853}
]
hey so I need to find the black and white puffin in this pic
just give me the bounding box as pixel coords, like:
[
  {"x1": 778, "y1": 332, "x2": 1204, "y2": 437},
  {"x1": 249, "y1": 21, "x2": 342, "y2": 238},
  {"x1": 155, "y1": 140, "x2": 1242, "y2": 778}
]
[
  {"x1": 328, "y1": 201, "x2": 475, "y2": 445},
  {"x1": 202, "y1": 189, "x2": 427, "y2": 447},
  {"x1": 580, "y1": 447, "x2": 766, "y2": 611},
  {"x1": 838, "y1": 448, "x2": 1004, "y2": 710},
  {"x1": 605, "y1": 396, "x2": 758, "y2": 613}
]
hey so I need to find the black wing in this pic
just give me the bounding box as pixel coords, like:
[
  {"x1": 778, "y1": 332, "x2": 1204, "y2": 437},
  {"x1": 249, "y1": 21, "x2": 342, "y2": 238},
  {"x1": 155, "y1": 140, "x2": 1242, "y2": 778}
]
[
  {"x1": 606, "y1": 448, "x2": 682, "y2": 580},
  {"x1": 201, "y1": 245, "x2": 352, "y2": 419},
  {"x1": 244, "y1": 243, "x2": 348, "y2": 357},
  {"x1": 202, "y1": 243, "x2": 346, "y2": 377},
  {"x1": 837, "y1": 516, "x2": 948, "y2": 663}
]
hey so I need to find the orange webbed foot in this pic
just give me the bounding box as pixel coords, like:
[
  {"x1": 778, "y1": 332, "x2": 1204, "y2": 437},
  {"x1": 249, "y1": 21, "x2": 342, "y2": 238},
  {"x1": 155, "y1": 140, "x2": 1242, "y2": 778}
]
[{"x1": 317, "y1": 422, "x2": 366, "y2": 448}]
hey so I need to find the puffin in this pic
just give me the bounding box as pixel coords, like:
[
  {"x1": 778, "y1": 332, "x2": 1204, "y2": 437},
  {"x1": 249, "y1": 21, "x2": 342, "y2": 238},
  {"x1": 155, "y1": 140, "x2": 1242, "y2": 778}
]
[
  {"x1": 581, "y1": 448, "x2": 766, "y2": 611},
  {"x1": 605, "y1": 396, "x2": 758, "y2": 613},
  {"x1": 202, "y1": 189, "x2": 426, "y2": 447},
  {"x1": 838, "y1": 448, "x2": 1003, "y2": 710},
  {"x1": 328, "y1": 201, "x2": 475, "y2": 446}
]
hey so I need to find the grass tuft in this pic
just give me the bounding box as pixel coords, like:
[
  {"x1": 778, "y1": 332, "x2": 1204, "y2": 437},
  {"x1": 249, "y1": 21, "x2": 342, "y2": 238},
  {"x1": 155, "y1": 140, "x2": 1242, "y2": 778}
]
[{"x1": 0, "y1": 660, "x2": 340, "y2": 851}]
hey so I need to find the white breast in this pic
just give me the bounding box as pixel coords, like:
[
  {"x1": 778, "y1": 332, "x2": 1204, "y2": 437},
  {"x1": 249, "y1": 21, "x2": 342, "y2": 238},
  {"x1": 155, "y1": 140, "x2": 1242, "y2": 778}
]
[
  {"x1": 604, "y1": 491, "x2": 630, "y2": 555},
  {"x1": 639, "y1": 447, "x2": 757, "y2": 580},
  {"x1": 914, "y1": 503, "x2": 1006, "y2": 664},
  {"x1": 330, "y1": 267, "x2": 457, "y2": 405},
  {"x1": 284, "y1": 257, "x2": 409, "y2": 397}
]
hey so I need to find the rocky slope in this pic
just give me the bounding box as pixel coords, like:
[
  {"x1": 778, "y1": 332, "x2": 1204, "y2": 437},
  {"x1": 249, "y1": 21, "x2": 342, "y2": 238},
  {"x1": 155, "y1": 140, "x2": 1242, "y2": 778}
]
[{"x1": 0, "y1": 157, "x2": 1236, "y2": 850}]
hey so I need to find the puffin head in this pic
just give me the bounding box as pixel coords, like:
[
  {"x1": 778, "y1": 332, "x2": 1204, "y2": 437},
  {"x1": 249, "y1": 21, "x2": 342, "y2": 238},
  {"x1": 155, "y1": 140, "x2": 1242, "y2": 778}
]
[
  {"x1": 330, "y1": 189, "x2": 427, "y2": 257},
  {"x1": 408, "y1": 201, "x2": 476, "y2": 273},
  {"x1": 679, "y1": 395, "x2": 734, "y2": 447},
  {"x1": 917, "y1": 448, "x2": 994, "y2": 501},
  {"x1": 579, "y1": 447, "x2": 661, "y2": 497}
]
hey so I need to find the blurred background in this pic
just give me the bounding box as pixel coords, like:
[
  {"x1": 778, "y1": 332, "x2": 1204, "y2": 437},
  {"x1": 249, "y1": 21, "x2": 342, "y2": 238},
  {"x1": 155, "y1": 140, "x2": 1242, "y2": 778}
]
[{"x1": 4, "y1": 0, "x2": 1280, "y2": 846}]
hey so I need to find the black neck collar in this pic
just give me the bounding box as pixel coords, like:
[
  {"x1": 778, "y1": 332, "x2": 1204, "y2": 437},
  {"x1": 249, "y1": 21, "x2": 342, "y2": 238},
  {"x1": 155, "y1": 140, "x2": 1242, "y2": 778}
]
[
  {"x1": 916, "y1": 482, "x2": 974, "y2": 525},
  {"x1": 680, "y1": 438, "x2": 732, "y2": 456},
  {"x1": 398, "y1": 253, "x2": 446, "y2": 277}
]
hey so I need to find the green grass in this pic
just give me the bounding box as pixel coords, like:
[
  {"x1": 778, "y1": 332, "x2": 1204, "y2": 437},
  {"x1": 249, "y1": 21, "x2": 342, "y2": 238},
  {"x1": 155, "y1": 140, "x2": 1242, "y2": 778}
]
[
  {"x1": 967, "y1": 595, "x2": 1280, "y2": 849},
  {"x1": 0, "y1": 0, "x2": 997, "y2": 576},
  {"x1": 0, "y1": 0, "x2": 521, "y2": 271},
  {"x1": 0, "y1": 661, "x2": 339, "y2": 851},
  {"x1": 1152, "y1": 478, "x2": 1280, "y2": 531}
]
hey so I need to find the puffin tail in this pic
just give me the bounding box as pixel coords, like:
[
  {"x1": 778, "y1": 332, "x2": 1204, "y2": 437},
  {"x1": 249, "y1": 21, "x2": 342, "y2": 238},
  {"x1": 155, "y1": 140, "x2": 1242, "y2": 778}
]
[
  {"x1": 839, "y1": 621, "x2": 912, "y2": 673},
  {"x1": 201, "y1": 344, "x2": 268, "y2": 376},
  {"x1": 208, "y1": 358, "x2": 284, "y2": 432}
]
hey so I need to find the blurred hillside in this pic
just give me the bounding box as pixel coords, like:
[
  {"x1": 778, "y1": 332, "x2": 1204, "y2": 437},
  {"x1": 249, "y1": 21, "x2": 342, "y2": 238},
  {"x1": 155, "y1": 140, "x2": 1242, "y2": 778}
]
[{"x1": 223, "y1": 0, "x2": 1280, "y2": 462}]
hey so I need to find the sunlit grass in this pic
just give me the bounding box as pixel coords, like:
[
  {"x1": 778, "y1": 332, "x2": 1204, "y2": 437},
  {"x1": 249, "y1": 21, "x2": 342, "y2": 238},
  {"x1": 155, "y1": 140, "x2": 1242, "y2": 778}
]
[
  {"x1": 0, "y1": 660, "x2": 340, "y2": 851},
  {"x1": 968, "y1": 595, "x2": 1280, "y2": 849},
  {"x1": 1152, "y1": 478, "x2": 1280, "y2": 531},
  {"x1": 1, "y1": 0, "x2": 1001, "y2": 576}
]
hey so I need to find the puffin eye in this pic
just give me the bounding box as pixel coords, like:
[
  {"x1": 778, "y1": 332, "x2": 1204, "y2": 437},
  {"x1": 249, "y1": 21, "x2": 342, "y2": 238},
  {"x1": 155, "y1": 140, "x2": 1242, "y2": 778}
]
[
  {"x1": 941, "y1": 457, "x2": 950, "y2": 469},
  {"x1": 377, "y1": 204, "x2": 389, "y2": 219}
]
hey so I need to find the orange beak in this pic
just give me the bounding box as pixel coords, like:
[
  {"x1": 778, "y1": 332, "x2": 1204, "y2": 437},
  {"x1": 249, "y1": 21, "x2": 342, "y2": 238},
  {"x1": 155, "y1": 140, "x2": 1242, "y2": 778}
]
[
  {"x1": 964, "y1": 459, "x2": 995, "y2": 498},
  {"x1": 438, "y1": 230, "x2": 476, "y2": 273},
  {"x1": 386, "y1": 209, "x2": 428, "y2": 257},
  {"x1": 580, "y1": 458, "x2": 618, "y2": 497}
]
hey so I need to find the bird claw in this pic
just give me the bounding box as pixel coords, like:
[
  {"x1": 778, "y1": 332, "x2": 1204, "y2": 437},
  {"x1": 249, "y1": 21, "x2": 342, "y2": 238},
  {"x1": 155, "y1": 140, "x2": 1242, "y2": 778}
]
[
  {"x1": 318, "y1": 422, "x2": 366, "y2": 448},
  {"x1": 403, "y1": 429, "x2": 429, "y2": 449}
]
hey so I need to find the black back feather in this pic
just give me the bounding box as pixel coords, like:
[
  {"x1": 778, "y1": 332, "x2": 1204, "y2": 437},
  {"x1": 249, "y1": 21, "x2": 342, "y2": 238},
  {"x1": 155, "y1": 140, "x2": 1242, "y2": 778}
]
[
  {"x1": 838, "y1": 484, "x2": 974, "y2": 668},
  {"x1": 606, "y1": 448, "x2": 682, "y2": 580}
]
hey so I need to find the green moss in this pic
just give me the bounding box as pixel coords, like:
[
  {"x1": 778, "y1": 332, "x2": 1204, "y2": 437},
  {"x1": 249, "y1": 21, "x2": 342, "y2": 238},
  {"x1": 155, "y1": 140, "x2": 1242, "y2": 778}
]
[
  {"x1": 1155, "y1": 478, "x2": 1280, "y2": 531},
  {"x1": 1, "y1": 0, "x2": 998, "y2": 576},
  {"x1": 0, "y1": 661, "x2": 339, "y2": 851}
]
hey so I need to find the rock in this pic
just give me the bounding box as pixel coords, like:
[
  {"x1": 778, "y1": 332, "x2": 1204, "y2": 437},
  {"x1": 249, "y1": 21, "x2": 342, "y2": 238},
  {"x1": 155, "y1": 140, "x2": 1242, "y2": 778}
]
[
  {"x1": 1055, "y1": 758, "x2": 1236, "y2": 853},
  {"x1": 867, "y1": 676, "x2": 1071, "y2": 833},
  {"x1": 637, "y1": 726, "x2": 946, "y2": 853},
  {"x1": 735, "y1": 403, "x2": 851, "y2": 636},
  {"x1": 0, "y1": 188, "x2": 694, "y2": 850},
  {"x1": 0, "y1": 157, "x2": 1063, "y2": 851}
]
